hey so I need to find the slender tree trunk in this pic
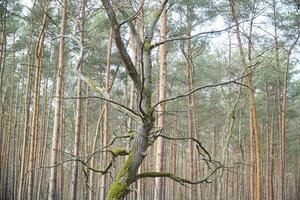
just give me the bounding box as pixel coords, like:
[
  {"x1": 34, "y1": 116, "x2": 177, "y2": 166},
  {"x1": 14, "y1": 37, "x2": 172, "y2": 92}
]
[
  {"x1": 70, "y1": 0, "x2": 85, "y2": 198},
  {"x1": 36, "y1": 74, "x2": 49, "y2": 200},
  {"x1": 154, "y1": 5, "x2": 167, "y2": 200},
  {"x1": 12, "y1": 87, "x2": 19, "y2": 200},
  {"x1": 17, "y1": 3, "x2": 35, "y2": 198},
  {"x1": 0, "y1": 3, "x2": 7, "y2": 172},
  {"x1": 89, "y1": 106, "x2": 105, "y2": 200},
  {"x1": 186, "y1": 10, "x2": 196, "y2": 200},
  {"x1": 100, "y1": 27, "x2": 113, "y2": 200},
  {"x1": 229, "y1": 1, "x2": 261, "y2": 199},
  {"x1": 48, "y1": 0, "x2": 66, "y2": 198},
  {"x1": 137, "y1": 10, "x2": 145, "y2": 200},
  {"x1": 18, "y1": 44, "x2": 33, "y2": 200},
  {"x1": 272, "y1": 2, "x2": 285, "y2": 199},
  {"x1": 172, "y1": 118, "x2": 178, "y2": 200},
  {"x1": 27, "y1": 1, "x2": 49, "y2": 198},
  {"x1": 83, "y1": 85, "x2": 89, "y2": 200},
  {"x1": 59, "y1": 93, "x2": 65, "y2": 199},
  {"x1": 88, "y1": 62, "x2": 104, "y2": 200}
]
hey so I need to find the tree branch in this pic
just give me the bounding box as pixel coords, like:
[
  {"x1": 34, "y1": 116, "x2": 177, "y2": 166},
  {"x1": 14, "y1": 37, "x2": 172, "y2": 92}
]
[
  {"x1": 57, "y1": 96, "x2": 141, "y2": 118},
  {"x1": 156, "y1": 134, "x2": 211, "y2": 161},
  {"x1": 133, "y1": 165, "x2": 222, "y2": 185},
  {"x1": 150, "y1": 20, "x2": 251, "y2": 49},
  {"x1": 101, "y1": 0, "x2": 142, "y2": 92},
  {"x1": 153, "y1": 73, "x2": 252, "y2": 108},
  {"x1": 85, "y1": 135, "x2": 131, "y2": 163},
  {"x1": 146, "y1": 0, "x2": 169, "y2": 37}
]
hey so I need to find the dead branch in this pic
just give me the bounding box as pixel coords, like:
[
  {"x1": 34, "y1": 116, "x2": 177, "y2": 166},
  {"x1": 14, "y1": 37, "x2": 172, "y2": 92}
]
[
  {"x1": 56, "y1": 96, "x2": 141, "y2": 118},
  {"x1": 133, "y1": 164, "x2": 222, "y2": 185},
  {"x1": 155, "y1": 134, "x2": 211, "y2": 161},
  {"x1": 150, "y1": 19, "x2": 251, "y2": 49},
  {"x1": 153, "y1": 72, "x2": 252, "y2": 108}
]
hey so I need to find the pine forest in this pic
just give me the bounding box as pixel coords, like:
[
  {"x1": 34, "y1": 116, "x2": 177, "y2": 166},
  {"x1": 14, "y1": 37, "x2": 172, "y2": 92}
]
[{"x1": 0, "y1": 0, "x2": 300, "y2": 199}]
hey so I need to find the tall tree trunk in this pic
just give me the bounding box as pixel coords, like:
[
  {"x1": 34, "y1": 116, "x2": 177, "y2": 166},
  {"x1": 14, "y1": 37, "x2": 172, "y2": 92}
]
[
  {"x1": 272, "y1": 1, "x2": 285, "y2": 199},
  {"x1": 185, "y1": 4, "x2": 196, "y2": 199},
  {"x1": 89, "y1": 106, "x2": 104, "y2": 200},
  {"x1": 59, "y1": 93, "x2": 65, "y2": 199},
  {"x1": 280, "y1": 36, "x2": 299, "y2": 200},
  {"x1": 0, "y1": 2, "x2": 7, "y2": 167},
  {"x1": 154, "y1": 5, "x2": 167, "y2": 200},
  {"x1": 18, "y1": 40, "x2": 33, "y2": 200},
  {"x1": 17, "y1": 2, "x2": 35, "y2": 198},
  {"x1": 70, "y1": 0, "x2": 85, "y2": 197},
  {"x1": 27, "y1": 1, "x2": 49, "y2": 198},
  {"x1": 48, "y1": 0, "x2": 66, "y2": 198},
  {"x1": 137, "y1": 10, "x2": 145, "y2": 200},
  {"x1": 89, "y1": 73, "x2": 105, "y2": 200},
  {"x1": 229, "y1": 1, "x2": 261, "y2": 199},
  {"x1": 100, "y1": 27, "x2": 113, "y2": 200},
  {"x1": 36, "y1": 74, "x2": 49, "y2": 200},
  {"x1": 172, "y1": 118, "x2": 178, "y2": 200}
]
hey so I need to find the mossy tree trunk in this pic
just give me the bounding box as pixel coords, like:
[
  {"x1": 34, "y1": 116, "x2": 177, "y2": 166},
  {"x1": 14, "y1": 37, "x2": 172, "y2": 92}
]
[{"x1": 100, "y1": 0, "x2": 168, "y2": 199}]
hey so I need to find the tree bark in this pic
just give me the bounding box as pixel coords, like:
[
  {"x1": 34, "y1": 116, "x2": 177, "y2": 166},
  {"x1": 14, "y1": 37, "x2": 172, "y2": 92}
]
[
  {"x1": 17, "y1": 32, "x2": 33, "y2": 200},
  {"x1": 36, "y1": 74, "x2": 49, "y2": 200},
  {"x1": 70, "y1": 0, "x2": 85, "y2": 198},
  {"x1": 100, "y1": 1, "x2": 168, "y2": 199},
  {"x1": 48, "y1": 0, "x2": 66, "y2": 198},
  {"x1": 154, "y1": 5, "x2": 167, "y2": 200},
  {"x1": 229, "y1": 1, "x2": 261, "y2": 199},
  {"x1": 27, "y1": 1, "x2": 49, "y2": 198},
  {"x1": 100, "y1": 27, "x2": 113, "y2": 200}
]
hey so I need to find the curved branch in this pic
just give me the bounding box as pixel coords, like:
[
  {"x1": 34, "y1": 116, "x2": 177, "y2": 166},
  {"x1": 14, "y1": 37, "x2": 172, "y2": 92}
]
[
  {"x1": 85, "y1": 135, "x2": 131, "y2": 163},
  {"x1": 153, "y1": 72, "x2": 252, "y2": 108},
  {"x1": 156, "y1": 134, "x2": 211, "y2": 161},
  {"x1": 118, "y1": 7, "x2": 142, "y2": 47},
  {"x1": 21, "y1": 158, "x2": 80, "y2": 180},
  {"x1": 133, "y1": 165, "x2": 222, "y2": 185},
  {"x1": 21, "y1": 145, "x2": 130, "y2": 180},
  {"x1": 118, "y1": 1, "x2": 144, "y2": 28},
  {"x1": 57, "y1": 96, "x2": 141, "y2": 118},
  {"x1": 82, "y1": 159, "x2": 113, "y2": 174},
  {"x1": 150, "y1": 19, "x2": 251, "y2": 49}
]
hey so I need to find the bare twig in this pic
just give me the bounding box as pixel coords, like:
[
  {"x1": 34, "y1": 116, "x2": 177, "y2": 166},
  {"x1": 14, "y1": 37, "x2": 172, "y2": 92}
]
[
  {"x1": 56, "y1": 96, "x2": 141, "y2": 118},
  {"x1": 153, "y1": 73, "x2": 252, "y2": 108},
  {"x1": 156, "y1": 134, "x2": 211, "y2": 161},
  {"x1": 150, "y1": 19, "x2": 251, "y2": 49},
  {"x1": 118, "y1": 0, "x2": 145, "y2": 29}
]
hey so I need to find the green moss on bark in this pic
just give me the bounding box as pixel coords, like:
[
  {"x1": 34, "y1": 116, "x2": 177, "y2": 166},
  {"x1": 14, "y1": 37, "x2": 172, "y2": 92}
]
[
  {"x1": 106, "y1": 148, "x2": 136, "y2": 200},
  {"x1": 143, "y1": 40, "x2": 151, "y2": 50},
  {"x1": 107, "y1": 181, "x2": 130, "y2": 200},
  {"x1": 110, "y1": 148, "x2": 129, "y2": 157}
]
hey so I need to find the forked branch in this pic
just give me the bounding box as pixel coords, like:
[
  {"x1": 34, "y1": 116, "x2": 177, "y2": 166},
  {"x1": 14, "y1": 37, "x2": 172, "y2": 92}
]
[{"x1": 156, "y1": 134, "x2": 211, "y2": 161}]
